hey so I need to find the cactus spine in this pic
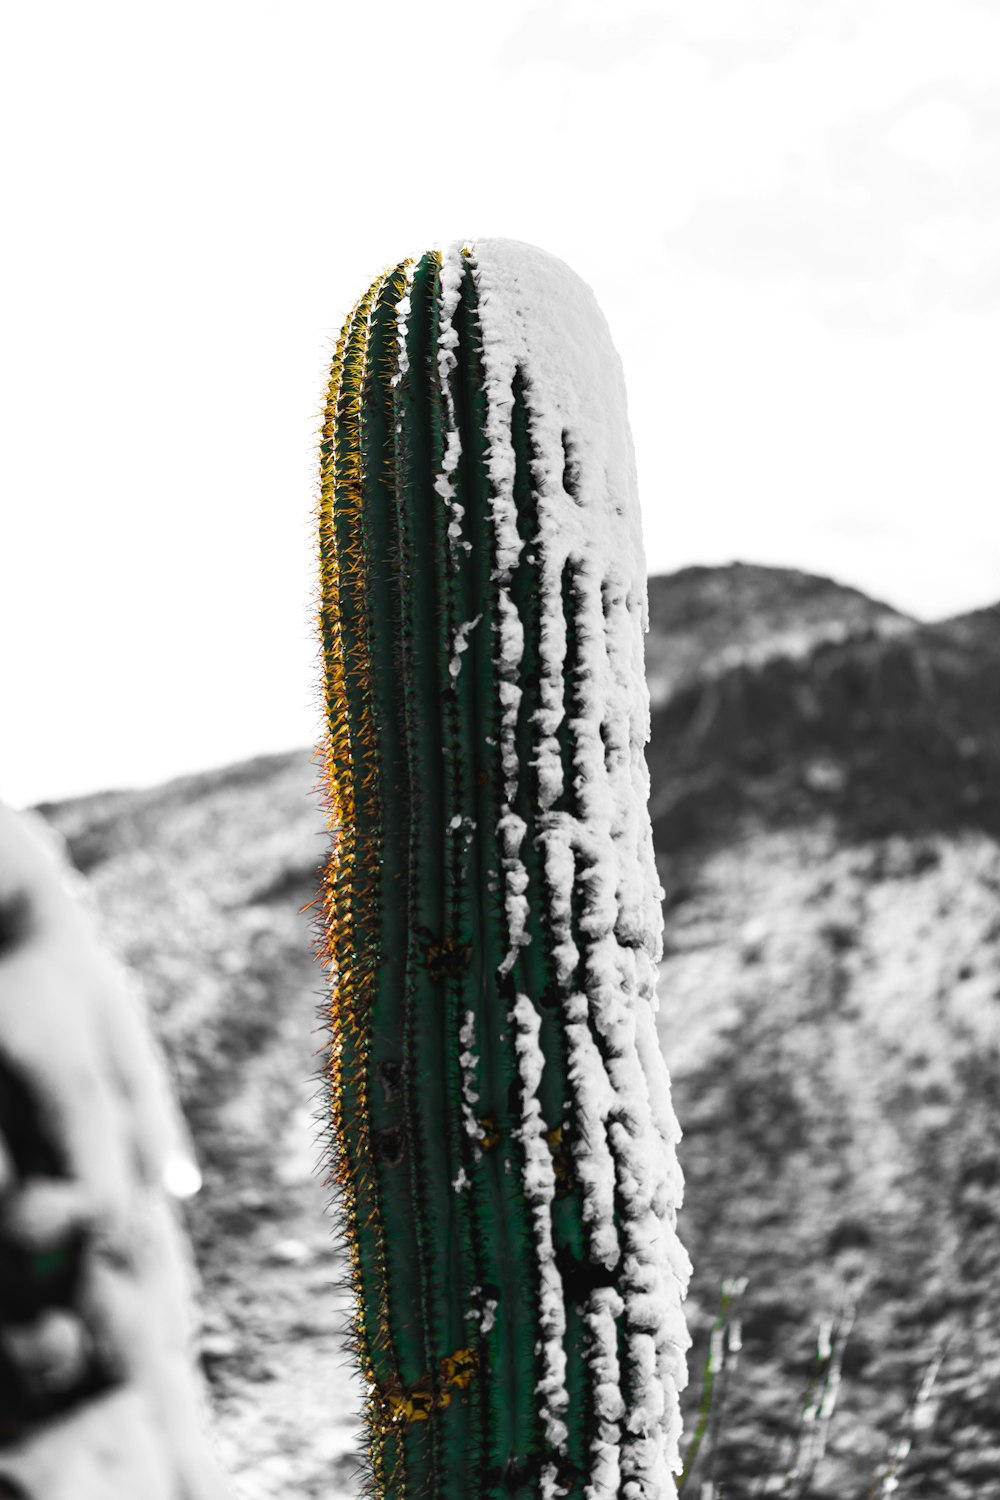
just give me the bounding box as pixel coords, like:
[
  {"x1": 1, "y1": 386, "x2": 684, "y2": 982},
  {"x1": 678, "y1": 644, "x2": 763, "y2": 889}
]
[{"x1": 317, "y1": 239, "x2": 690, "y2": 1500}]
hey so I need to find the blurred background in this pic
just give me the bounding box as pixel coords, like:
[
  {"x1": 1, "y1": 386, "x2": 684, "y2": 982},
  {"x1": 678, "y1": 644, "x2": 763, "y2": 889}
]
[
  {"x1": 4, "y1": 3, "x2": 1000, "y2": 1497},
  {"x1": 3, "y1": 0, "x2": 998, "y2": 808}
]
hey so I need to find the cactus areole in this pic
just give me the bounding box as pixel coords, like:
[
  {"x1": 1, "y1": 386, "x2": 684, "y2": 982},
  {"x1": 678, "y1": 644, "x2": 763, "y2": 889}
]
[{"x1": 316, "y1": 238, "x2": 691, "y2": 1500}]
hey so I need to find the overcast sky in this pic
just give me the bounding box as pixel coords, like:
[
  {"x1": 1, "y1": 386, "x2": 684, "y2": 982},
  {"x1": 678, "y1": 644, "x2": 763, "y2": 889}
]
[{"x1": 3, "y1": 0, "x2": 998, "y2": 808}]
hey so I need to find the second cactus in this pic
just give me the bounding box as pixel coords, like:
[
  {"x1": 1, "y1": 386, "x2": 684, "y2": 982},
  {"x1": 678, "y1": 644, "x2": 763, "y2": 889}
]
[{"x1": 316, "y1": 238, "x2": 690, "y2": 1500}]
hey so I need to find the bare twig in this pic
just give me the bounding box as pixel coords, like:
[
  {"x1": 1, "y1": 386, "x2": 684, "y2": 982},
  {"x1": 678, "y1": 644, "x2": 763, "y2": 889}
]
[{"x1": 679, "y1": 1277, "x2": 749, "y2": 1496}]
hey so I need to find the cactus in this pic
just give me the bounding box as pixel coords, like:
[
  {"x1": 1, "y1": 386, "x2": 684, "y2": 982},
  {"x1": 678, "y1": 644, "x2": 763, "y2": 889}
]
[{"x1": 316, "y1": 238, "x2": 691, "y2": 1500}]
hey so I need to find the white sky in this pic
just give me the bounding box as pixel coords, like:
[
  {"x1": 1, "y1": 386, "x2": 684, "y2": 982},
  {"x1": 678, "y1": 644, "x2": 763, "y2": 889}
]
[{"x1": 3, "y1": 0, "x2": 998, "y2": 808}]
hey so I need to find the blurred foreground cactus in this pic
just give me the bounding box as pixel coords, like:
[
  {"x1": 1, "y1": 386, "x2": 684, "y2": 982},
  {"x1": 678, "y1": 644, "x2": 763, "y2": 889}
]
[
  {"x1": 0, "y1": 805, "x2": 231, "y2": 1499},
  {"x1": 316, "y1": 238, "x2": 691, "y2": 1499}
]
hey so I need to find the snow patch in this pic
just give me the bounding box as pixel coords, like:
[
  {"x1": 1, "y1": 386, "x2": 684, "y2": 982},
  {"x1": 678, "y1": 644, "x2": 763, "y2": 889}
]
[{"x1": 449, "y1": 612, "x2": 483, "y2": 680}]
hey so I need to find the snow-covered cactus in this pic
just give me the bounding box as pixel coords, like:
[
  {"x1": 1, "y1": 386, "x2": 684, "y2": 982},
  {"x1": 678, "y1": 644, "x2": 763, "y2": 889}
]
[{"x1": 316, "y1": 238, "x2": 691, "y2": 1500}]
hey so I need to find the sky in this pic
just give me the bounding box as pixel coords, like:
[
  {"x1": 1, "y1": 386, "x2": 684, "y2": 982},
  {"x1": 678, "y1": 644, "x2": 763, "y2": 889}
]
[{"x1": 3, "y1": 0, "x2": 998, "y2": 808}]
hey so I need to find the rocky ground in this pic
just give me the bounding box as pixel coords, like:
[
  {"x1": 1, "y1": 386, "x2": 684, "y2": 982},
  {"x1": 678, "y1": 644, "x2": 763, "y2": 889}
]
[{"x1": 28, "y1": 563, "x2": 1000, "y2": 1498}]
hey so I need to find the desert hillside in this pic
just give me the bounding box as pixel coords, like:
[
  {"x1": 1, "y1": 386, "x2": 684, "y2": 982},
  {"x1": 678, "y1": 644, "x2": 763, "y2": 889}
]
[{"x1": 33, "y1": 562, "x2": 1000, "y2": 1499}]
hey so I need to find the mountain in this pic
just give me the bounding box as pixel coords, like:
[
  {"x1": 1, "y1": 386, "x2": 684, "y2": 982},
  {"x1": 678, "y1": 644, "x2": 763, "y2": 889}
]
[
  {"x1": 32, "y1": 564, "x2": 1000, "y2": 1499},
  {"x1": 644, "y1": 561, "x2": 912, "y2": 707},
  {"x1": 648, "y1": 566, "x2": 1000, "y2": 854}
]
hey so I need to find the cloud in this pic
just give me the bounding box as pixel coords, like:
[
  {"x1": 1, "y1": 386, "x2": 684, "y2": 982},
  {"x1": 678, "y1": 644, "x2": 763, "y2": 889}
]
[
  {"x1": 495, "y1": 1, "x2": 669, "y2": 73},
  {"x1": 664, "y1": 81, "x2": 1000, "y2": 331},
  {"x1": 663, "y1": 0, "x2": 867, "y2": 74},
  {"x1": 495, "y1": 0, "x2": 863, "y2": 76}
]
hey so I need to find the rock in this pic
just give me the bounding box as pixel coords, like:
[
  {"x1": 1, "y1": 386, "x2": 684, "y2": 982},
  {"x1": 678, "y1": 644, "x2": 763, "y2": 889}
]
[
  {"x1": 739, "y1": 916, "x2": 769, "y2": 962},
  {"x1": 199, "y1": 1332, "x2": 239, "y2": 1364},
  {"x1": 268, "y1": 1238, "x2": 311, "y2": 1266},
  {"x1": 803, "y1": 758, "x2": 847, "y2": 795}
]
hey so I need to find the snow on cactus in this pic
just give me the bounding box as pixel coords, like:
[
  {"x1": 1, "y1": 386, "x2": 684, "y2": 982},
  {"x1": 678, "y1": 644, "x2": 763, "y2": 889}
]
[{"x1": 316, "y1": 237, "x2": 691, "y2": 1500}]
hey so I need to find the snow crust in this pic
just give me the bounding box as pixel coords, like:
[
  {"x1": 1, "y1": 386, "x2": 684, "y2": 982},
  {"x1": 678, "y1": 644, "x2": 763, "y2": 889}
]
[
  {"x1": 509, "y1": 990, "x2": 570, "y2": 1460},
  {"x1": 458, "y1": 1008, "x2": 483, "y2": 1163},
  {"x1": 441, "y1": 238, "x2": 692, "y2": 1493}
]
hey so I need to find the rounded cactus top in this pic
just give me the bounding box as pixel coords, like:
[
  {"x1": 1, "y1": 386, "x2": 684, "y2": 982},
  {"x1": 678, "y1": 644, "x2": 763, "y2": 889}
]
[{"x1": 439, "y1": 237, "x2": 649, "y2": 616}]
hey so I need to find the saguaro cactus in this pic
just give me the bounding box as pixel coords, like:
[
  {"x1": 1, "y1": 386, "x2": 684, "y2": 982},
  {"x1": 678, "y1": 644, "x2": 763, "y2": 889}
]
[{"x1": 316, "y1": 238, "x2": 690, "y2": 1500}]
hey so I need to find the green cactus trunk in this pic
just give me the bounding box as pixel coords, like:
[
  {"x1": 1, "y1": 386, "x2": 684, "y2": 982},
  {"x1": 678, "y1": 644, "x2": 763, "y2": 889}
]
[{"x1": 317, "y1": 239, "x2": 690, "y2": 1500}]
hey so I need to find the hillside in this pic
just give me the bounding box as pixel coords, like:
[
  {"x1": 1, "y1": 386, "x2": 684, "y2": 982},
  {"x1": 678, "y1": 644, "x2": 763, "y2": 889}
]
[{"x1": 28, "y1": 563, "x2": 1000, "y2": 1499}]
